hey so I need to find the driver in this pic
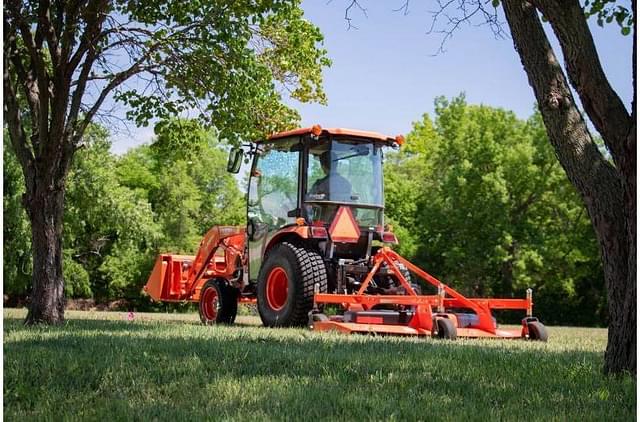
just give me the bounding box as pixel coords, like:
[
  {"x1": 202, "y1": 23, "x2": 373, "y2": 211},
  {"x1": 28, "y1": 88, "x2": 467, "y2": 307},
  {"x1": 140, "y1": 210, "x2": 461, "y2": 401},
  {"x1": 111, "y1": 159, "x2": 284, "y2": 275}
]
[{"x1": 308, "y1": 150, "x2": 351, "y2": 201}]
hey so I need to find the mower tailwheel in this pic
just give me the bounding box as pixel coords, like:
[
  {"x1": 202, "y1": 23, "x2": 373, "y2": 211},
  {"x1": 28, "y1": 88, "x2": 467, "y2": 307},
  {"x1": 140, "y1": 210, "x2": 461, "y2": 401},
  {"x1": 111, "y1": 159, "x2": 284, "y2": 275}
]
[
  {"x1": 433, "y1": 318, "x2": 457, "y2": 340},
  {"x1": 199, "y1": 279, "x2": 238, "y2": 325},
  {"x1": 257, "y1": 242, "x2": 327, "y2": 327},
  {"x1": 527, "y1": 321, "x2": 548, "y2": 342}
]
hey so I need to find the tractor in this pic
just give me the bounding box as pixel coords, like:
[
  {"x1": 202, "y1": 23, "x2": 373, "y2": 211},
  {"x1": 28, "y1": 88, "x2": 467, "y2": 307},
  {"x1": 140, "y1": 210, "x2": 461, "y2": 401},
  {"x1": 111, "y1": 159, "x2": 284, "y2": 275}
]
[{"x1": 144, "y1": 125, "x2": 548, "y2": 341}]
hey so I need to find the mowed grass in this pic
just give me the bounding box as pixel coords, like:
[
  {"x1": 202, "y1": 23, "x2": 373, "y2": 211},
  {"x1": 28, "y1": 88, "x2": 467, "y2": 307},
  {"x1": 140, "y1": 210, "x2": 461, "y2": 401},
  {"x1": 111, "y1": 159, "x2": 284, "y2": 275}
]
[{"x1": 4, "y1": 309, "x2": 635, "y2": 421}]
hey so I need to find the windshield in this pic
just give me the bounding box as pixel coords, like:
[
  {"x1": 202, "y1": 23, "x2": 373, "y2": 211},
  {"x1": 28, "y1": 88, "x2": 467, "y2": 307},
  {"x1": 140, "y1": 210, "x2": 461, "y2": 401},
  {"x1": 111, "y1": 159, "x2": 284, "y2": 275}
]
[{"x1": 306, "y1": 139, "x2": 383, "y2": 206}]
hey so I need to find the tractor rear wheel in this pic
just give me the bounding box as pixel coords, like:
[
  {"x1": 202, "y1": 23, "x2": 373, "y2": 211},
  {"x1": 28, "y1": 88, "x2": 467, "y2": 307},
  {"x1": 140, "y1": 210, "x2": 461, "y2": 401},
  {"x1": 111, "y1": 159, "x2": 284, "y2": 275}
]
[
  {"x1": 527, "y1": 321, "x2": 548, "y2": 342},
  {"x1": 199, "y1": 279, "x2": 238, "y2": 325},
  {"x1": 257, "y1": 242, "x2": 327, "y2": 327}
]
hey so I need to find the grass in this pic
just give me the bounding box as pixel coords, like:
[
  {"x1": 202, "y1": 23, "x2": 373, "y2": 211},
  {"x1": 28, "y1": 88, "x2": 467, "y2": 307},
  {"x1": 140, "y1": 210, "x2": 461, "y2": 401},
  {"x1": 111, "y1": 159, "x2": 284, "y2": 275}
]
[{"x1": 4, "y1": 308, "x2": 635, "y2": 421}]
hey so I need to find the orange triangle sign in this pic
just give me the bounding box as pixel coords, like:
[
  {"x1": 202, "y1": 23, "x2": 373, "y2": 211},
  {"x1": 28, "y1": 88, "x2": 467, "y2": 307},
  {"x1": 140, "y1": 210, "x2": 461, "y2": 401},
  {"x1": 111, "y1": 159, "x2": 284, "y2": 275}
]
[{"x1": 328, "y1": 206, "x2": 361, "y2": 243}]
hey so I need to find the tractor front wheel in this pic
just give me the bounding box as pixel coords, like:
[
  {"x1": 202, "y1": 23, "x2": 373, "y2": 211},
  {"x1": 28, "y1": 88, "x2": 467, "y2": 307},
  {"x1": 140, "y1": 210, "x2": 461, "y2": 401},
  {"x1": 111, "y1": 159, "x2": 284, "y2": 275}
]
[
  {"x1": 257, "y1": 242, "x2": 327, "y2": 327},
  {"x1": 199, "y1": 279, "x2": 238, "y2": 325}
]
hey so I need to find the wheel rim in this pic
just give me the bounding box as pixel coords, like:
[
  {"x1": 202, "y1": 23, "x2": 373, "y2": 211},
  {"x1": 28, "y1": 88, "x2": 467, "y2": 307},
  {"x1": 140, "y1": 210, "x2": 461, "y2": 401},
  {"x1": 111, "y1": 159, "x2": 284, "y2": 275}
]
[
  {"x1": 202, "y1": 286, "x2": 219, "y2": 321},
  {"x1": 266, "y1": 267, "x2": 288, "y2": 311}
]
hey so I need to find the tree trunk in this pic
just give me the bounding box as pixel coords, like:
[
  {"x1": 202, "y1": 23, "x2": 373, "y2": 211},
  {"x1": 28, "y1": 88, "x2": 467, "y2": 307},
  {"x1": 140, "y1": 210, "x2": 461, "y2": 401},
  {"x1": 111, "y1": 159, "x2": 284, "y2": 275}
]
[
  {"x1": 606, "y1": 123, "x2": 636, "y2": 374},
  {"x1": 24, "y1": 176, "x2": 67, "y2": 325},
  {"x1": 503, "y1": 0, "x2": 636, "y2": 375}
]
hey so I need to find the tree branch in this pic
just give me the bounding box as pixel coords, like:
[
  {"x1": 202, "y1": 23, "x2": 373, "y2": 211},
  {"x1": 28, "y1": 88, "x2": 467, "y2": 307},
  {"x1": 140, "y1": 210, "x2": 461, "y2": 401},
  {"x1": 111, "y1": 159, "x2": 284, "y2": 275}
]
[
  {"x1": 532, "y1": 0, "x2": 631, "y2": 164},
  {"x1": 3, "y1": 52, "x2": 35, "y2": 178},
  {"x1": 67, "y1": 45, "x2": 99, "y2": 137},
  {"x1": 60, "y1": 0, "x2": 84, "y2": 66},
  {"x1": 74, "y1": 61, "x2": 150, "y2": 143},
  {"x1": 502, "y1": 0, "x2": 627, "y2": 314},
  {"x1": 344, "y1": 0, "x2": 367, "y2": 30},
  {"x1": 66, "y1": 0, "x2": 110, "y2": 81},
  {"x1": 6, "y1": 0, "x2": 51, "y2": 153},
  {"x1": 66, "y1": 1, "x2": 110, "y2": 141},
  {"x1": 4, "y1": 20, "x2": 40, "y2": 133},
  {"x1": 36, "y1": 0, "x2": 61, "y2": 68}
]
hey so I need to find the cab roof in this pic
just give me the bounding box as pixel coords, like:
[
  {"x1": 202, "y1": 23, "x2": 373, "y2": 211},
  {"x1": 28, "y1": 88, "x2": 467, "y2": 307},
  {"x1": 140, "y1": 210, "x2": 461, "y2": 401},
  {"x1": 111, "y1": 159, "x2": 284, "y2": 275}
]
[{"x1": 264, "y1": 127, "x2": 397, "y2": 143}]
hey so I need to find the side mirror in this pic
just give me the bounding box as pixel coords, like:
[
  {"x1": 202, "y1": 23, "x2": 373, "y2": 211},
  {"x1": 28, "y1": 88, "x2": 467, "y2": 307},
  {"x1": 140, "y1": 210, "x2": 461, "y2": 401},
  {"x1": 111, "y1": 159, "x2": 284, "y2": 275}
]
[{"x1": 227, "y1": 147, "x2": 244, "y2": 174}]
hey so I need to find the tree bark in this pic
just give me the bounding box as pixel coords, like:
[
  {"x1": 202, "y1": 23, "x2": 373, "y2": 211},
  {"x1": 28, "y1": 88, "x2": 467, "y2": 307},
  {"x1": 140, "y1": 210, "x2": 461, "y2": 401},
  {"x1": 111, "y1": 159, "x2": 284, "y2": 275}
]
[
  {"x1": 24, "y1": 179, "x2": 67, "y2": 325},
  {"x1": 502, "y1": 0, "x2": 635, "y2": 375}
]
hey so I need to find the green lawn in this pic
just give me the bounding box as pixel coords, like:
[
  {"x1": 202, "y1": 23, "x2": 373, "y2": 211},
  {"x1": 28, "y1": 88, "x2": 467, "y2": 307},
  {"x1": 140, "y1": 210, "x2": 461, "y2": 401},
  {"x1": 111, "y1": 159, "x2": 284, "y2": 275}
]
[{"x1": 3, "y1": 308, "x2": 635, "y2": 421}]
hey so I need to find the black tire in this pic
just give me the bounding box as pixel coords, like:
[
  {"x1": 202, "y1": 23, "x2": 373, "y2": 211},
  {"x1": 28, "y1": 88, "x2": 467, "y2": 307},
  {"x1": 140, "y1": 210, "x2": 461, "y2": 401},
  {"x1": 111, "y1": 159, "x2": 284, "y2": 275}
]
[
  {"x1": 257, "y1": 242, "x2": 327, "y2": 327},
  {"x1": 434, "y1": 318, "x2": 457, "y2": 340},
  {"x1": 527, "y1": 321, "x2": 548, "y2": 342},
  {"x1": 199, "y1": 279, "x2": 238, "y2": 325}
]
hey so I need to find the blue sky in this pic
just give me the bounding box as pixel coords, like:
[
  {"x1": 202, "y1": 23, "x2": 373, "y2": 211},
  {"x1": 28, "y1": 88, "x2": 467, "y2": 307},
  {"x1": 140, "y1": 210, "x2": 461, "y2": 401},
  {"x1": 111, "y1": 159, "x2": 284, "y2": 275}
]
[{"x1": 110, "y1": 1, "x2": 633, "y2": 153}]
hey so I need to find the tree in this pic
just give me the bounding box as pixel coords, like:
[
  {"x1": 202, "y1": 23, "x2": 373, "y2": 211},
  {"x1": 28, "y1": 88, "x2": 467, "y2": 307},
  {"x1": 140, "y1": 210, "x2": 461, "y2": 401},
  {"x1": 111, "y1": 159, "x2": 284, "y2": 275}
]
[
  {"x1": 3, "y1": 0, "x2": 330, "y2": 324},
  {"x1": 64, "y1": 125, "x2": 160, "y2": 301},
  {"x1": 347, "y1": 0, "x2": 635, "y2": 375},
  {"x1": 385, "y1": 96, "x2": 605, "y2": 325},
  {"x1": 500, "y1": 0, "x2": 635, "y2": 376}
]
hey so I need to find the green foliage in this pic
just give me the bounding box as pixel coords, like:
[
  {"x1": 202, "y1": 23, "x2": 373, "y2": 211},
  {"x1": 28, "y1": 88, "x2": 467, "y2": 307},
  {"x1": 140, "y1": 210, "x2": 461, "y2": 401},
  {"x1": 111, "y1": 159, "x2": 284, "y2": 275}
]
[
  {"x1": 62, "y1": 254, "x2": 92, "y2": 299},
  {"x1": 3, "y1": 135, "x2": 31, "y2": 297},
  {"x1": 118, "y1": 118, "x2": 246, "y2": 255},
  {"x1": 4, "y1": 119, "x2": 244, "y2": 304},
  {"x1": 4, "y1": 310, "x2": 636, "y2": 420},
  {"x1": 583, "y1": 0, "x2": 634, "y2": 35},
  {"x1": 109, "y1": 0, "x2": 331, "y2": 143},
  {"x1": 64, "y1": 126, "x2": 161, "y2": 300},
  {"x1": 384, "y1": 95, "x2": 605, "y2": 325}
]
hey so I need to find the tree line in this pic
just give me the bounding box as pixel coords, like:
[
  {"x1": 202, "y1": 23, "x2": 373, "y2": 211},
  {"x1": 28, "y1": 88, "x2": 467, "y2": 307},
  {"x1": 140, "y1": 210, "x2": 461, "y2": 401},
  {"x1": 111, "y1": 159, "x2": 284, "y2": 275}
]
[
  {"x1": 385, "y1": 95, "x2": 606, "y2": 326},
  {"x1": 4, "y1": 98, "x2": 607, "y2": 325},
  {"x1": 4, "y1": 120, "x2": 244, "y2": 310}
]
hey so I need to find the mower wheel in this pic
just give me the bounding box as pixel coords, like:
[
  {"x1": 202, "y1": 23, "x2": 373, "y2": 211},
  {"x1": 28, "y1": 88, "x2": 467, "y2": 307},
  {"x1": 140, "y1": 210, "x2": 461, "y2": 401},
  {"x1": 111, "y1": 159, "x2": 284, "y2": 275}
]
[
  {"x1": 434, "y1": 318, "x2": 457, "y2": 340},
  {"x1": 199, "y1": 279, "x2": 238, "y2": 325},
  {"x1": 527, "y1": 321, "x2": 548, "y2": 342},
  {"x1": 257, "y1": 242, "x2": 327, "y2": 327}
]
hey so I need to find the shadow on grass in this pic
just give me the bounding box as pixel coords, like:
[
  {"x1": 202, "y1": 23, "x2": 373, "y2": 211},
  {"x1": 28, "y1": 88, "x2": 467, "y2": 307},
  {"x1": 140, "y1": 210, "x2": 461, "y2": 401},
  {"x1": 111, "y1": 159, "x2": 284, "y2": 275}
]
[
  {"x1": 4, "y1": 318, "x2": 636, "y2": 420},
  {"x1": 3, "y1": 312, "x2": 259, "y2": 330}
]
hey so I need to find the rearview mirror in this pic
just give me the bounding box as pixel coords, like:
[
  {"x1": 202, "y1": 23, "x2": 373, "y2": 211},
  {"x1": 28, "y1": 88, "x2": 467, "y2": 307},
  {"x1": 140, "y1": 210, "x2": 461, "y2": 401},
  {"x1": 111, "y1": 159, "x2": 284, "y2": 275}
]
[{"x1": 227, "y1": 147, "x2": 244, "y2": 174}]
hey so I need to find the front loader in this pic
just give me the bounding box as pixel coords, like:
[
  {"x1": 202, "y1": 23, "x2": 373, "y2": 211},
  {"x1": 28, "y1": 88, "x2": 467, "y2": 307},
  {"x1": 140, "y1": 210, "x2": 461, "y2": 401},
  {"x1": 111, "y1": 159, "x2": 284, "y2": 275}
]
[{"x1": 144, "y1": 125, "x2": 548, "y2": 341}]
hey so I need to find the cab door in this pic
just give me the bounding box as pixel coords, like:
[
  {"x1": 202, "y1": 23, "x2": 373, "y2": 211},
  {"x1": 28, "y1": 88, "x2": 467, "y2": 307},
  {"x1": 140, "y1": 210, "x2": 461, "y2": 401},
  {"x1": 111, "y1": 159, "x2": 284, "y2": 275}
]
[{"x1": 247, "y1": 138, "x2": 301, "y2": 281}]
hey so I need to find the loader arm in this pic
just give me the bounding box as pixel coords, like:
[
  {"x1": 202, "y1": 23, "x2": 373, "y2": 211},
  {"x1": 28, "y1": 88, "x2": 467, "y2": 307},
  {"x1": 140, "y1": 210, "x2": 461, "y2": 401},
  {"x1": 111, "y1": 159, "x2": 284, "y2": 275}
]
[{"x1": 184, "y1": 226, "x2": 246, "y2": 293}]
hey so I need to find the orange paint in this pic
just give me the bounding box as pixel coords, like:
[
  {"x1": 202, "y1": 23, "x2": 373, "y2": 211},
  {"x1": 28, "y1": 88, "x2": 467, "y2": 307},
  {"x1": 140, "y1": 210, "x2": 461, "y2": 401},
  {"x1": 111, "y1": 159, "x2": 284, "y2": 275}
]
[
  {"x1": 312, "y1": 247, "x2": 540, "y2": 339},
  {"x1": 266, "y1": 127, "x2": 396, "y2": 143},
  {"x1": 328, "y1": 206, "x2": 361, "y2": 243}
]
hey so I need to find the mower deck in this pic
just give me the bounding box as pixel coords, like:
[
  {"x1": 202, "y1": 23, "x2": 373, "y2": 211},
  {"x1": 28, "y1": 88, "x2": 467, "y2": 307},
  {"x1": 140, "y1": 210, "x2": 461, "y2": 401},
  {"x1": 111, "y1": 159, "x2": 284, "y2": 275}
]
[
  {"x1": 312, "y1": 319, "x2": 525, "y2": 338},
  {"x1": 309, "y1": 247, "x2": 546, "y2": 340}
]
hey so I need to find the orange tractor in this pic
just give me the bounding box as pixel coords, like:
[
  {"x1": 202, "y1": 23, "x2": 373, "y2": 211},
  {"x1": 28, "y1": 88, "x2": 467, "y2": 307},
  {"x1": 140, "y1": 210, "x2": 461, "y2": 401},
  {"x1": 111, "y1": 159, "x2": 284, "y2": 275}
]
[{"x1": 144, "y1": 125, "x2": 548, "y2": 341}]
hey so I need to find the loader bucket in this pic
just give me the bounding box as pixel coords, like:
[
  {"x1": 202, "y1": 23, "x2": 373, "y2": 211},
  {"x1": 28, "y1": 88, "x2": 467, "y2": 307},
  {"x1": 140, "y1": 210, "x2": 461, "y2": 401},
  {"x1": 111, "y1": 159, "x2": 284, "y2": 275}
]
[
  {"x1": 143, "y1": 254, "x2": 194, "y2": 301},
  {"x1": 144, "y1": 255, "x2": 168, "y2": 301}
]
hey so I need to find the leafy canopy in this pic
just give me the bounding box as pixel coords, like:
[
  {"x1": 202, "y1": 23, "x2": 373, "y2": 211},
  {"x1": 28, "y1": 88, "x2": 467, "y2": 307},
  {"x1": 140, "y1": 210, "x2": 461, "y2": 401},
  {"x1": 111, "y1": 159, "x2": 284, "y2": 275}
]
[
  {"x1": 108, "y1": 0, "x2": 330, "y2": 142},
  {"x1": 384, "y1": 95, "x2": 605, "y2": 325}
]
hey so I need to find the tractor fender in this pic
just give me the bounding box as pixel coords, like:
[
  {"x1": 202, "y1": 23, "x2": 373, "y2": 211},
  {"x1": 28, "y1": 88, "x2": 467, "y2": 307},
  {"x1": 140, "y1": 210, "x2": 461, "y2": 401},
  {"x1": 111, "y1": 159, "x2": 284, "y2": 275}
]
[{"x1": 263, "y1": 225, "x2": 309, "y2": 255}]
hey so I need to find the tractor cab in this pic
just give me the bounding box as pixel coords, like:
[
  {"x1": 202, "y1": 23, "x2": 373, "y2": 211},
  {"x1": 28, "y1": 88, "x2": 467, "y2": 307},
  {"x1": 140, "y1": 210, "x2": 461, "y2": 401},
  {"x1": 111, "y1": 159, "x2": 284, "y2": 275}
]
[{"x1": 228, "y1": 126, "x2": 404, "y2": 287}]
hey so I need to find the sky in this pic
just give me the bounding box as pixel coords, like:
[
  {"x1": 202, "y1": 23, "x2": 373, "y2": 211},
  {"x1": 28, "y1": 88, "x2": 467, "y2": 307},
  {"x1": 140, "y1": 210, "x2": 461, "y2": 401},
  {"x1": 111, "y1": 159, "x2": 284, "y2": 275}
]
[{"x1": 110, "y1": 1, "x2": 634, "y2": 154}]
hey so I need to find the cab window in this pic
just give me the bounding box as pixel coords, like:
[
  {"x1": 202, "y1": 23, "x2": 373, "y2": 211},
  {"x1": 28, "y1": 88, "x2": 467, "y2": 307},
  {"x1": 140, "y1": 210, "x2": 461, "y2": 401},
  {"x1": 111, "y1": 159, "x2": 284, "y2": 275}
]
[{"x1": 248, "y1": 139, "x2": 300, "y2": 228}]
